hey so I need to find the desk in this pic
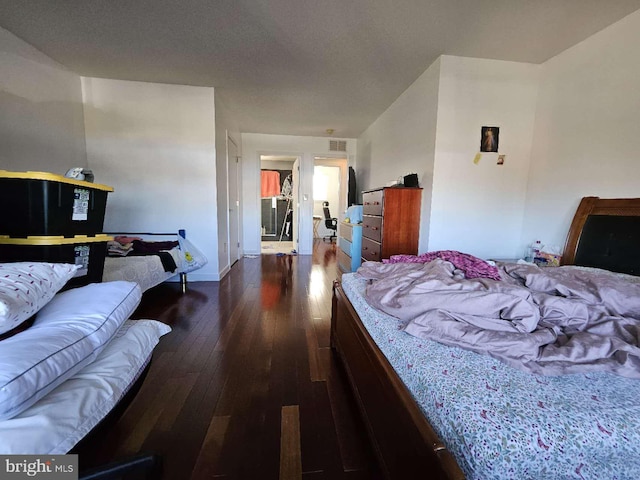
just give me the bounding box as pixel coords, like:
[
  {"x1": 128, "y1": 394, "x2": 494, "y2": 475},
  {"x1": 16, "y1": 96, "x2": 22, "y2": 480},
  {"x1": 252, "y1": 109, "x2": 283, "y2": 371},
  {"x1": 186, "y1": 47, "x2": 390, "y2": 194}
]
[{"x1": 313, "y1": 215, "x2": 322, "y2": 238}]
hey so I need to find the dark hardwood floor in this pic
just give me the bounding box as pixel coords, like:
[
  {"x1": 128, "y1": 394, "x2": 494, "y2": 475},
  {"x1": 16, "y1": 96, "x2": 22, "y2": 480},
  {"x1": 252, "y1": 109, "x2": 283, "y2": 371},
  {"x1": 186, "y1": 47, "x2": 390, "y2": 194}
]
[{"x1": 75, "y1": 240, "x2": 382, "y2": 479}]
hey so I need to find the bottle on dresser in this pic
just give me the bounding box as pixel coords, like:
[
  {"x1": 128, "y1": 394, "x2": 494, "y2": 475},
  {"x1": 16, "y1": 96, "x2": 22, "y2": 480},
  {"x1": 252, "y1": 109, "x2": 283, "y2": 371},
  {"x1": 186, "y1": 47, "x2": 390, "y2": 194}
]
[{"x1": 525, "y1": 240, "x2": 542, "y2": 262}]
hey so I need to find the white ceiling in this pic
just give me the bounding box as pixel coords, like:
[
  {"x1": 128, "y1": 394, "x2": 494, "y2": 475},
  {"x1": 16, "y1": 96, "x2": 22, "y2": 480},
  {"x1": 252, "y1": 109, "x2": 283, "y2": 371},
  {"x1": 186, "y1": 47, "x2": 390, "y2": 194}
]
[{"x1": 1, "y1": 1, "x2": 639, "y2": 138}]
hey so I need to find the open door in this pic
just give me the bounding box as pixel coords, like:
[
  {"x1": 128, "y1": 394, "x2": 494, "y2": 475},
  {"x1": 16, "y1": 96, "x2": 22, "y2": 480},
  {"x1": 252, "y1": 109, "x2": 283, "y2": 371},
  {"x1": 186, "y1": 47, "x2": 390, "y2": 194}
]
[{"x1": 292, "y1": 157, "x2": 300, "y2": 253}]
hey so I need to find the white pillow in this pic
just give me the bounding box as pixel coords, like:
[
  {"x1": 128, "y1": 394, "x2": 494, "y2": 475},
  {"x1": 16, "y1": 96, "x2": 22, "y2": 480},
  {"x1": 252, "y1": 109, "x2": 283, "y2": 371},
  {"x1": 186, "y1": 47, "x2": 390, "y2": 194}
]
[
  {"x1": 0, "y1": 319, "x2": 172, "y2": 455},
  {"x1": 0, "y1": 262, "x2": 79, "y2": 335},
  {"x1": 0, "y1": 280, "x2": 141, "y2": 420}
]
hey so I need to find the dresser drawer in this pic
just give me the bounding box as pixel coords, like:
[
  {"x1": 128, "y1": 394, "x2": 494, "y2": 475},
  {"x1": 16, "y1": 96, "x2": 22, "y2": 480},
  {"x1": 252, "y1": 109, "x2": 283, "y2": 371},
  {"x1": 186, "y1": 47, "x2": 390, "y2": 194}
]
[
  {"x1": 361, "y1": 236, "x2": 382, "y2": 262},
  {"x1": 338, "y1": 236, "x2": 352, "y2": 256},
  {"x1": 362, "y1": 215, "x2": 382, "y2": 242},
  {"x1": 337, "y1": 248, "x2": 352, "y2": 272},
  {"x1": 363, "y1": 190, "x2": 383, "y2": 216},
  {"x1": 341, "y1": 222, "x2": 353, "y2": 242}
]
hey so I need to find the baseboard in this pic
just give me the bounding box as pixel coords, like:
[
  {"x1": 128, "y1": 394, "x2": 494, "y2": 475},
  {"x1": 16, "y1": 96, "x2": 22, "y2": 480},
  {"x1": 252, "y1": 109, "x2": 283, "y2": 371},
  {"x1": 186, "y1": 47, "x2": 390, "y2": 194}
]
[{"x1": 218, "y1": 264, "x2": 231, "y2": 280}]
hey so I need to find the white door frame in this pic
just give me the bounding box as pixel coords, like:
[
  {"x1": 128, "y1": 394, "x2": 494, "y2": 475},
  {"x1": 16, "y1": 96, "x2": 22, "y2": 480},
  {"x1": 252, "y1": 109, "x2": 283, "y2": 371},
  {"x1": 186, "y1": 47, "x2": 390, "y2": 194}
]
[
  {"x1": 312, "y1": 155, "x2": 348, "y2": 241},
  {"x1": 256, "y1": 152, "x2": 303, "y2": 253},
  {"x1": 227, "y1": 135, "x2": 241, "y2": 267}
]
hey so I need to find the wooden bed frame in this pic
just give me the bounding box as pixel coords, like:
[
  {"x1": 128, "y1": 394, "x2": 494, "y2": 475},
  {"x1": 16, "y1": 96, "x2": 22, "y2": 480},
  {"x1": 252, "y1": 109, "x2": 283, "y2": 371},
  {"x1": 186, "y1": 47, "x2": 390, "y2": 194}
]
[{"x1": 330, "y1": 196, "x2": 640, "y2": 480}]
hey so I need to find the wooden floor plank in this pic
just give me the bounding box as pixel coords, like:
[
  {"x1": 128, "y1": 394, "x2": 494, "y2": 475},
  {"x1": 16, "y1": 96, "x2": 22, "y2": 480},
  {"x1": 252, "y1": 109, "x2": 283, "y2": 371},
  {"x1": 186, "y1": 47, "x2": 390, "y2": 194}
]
[
  {"x1": 280, "y1": 405, "x2": 303, "y2": 480},
  {"x1": 305, "y1": 321, "x2": 325, "y2": 382},
  {"x1": 190, "y1": 415, "x2": 231, "y2": 479}
]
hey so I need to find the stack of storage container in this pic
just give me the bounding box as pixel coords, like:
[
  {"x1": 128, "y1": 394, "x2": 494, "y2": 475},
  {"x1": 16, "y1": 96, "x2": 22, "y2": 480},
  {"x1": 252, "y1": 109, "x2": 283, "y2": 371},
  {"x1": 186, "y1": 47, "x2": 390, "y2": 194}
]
[{"x1": 0, "y1": 170, "x2": 114, "y2": 289}]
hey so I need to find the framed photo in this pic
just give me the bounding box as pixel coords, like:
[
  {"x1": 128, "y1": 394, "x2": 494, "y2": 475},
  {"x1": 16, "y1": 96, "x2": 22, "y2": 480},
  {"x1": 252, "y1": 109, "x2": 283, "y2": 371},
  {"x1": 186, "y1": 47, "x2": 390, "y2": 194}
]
[{"x1": 480, "y1": 126, "x2": 499, "y2": 152}]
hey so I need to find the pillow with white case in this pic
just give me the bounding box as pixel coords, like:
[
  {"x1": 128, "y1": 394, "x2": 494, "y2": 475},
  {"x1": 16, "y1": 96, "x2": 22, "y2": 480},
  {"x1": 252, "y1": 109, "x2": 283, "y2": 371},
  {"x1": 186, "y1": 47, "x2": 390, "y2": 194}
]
[
  {"x1": 0, "y1": 262, "x2": 79, "y2": 336},
  {"x1": 0, "y1": 280, "x2": 142, "y2": 420}
]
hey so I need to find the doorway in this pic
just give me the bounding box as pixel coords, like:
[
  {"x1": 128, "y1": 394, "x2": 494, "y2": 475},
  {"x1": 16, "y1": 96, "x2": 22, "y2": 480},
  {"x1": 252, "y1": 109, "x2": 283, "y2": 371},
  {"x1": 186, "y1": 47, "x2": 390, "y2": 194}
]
[
  {"x1": 260, "y1": 155, "x2": 299, "y2": 255},
  {"x1": 313, "y1": 157, "x2": 347, "y2": 243}
]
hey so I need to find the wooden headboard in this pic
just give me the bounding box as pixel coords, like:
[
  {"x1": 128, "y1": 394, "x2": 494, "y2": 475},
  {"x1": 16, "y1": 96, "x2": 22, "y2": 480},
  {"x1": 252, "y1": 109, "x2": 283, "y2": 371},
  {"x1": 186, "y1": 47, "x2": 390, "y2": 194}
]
[{"x1": 562, "y1": 196, "x2": 640, "y2": 276}]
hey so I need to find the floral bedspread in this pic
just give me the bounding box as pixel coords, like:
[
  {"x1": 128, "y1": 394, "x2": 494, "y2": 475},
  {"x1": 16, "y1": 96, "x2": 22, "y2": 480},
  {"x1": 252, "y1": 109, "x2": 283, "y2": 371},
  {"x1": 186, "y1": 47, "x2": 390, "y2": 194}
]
[{"x1": 341, "y1": 273, "x2": 640, "y2": 480}]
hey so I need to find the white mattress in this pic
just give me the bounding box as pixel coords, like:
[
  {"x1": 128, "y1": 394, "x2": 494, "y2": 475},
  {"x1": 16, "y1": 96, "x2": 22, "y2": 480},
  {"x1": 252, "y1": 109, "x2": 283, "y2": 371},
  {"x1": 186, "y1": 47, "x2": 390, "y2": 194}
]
[
  {"x1": 0, "y1": 319, "x2": 171, "y2": 454},
  {"x1": 102, "y1": 247, "x2": 182, "y2": 292}
]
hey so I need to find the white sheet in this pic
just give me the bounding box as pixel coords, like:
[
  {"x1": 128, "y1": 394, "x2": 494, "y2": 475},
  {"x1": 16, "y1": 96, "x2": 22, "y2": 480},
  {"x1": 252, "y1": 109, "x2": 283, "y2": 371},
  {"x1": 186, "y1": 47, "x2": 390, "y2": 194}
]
[
  {"x1": 102, "y1": 247, "x2": 182, "y2": 292},
  {"x1": 0, "y1": 319, "x2": 171, "y2": 454}
]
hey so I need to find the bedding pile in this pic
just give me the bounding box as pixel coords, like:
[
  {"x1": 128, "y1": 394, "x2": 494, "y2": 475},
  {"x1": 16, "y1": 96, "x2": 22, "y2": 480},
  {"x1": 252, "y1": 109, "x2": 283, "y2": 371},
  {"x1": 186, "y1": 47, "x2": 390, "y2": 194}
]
[
  {"x1": 0, "y1": 263, "x2": 172, "y2": 453},
  {"x1": 108, "y1": 237, "x2": 179, "y2": 273},
  {"x1": 359, "y1": 258, "x2": 640, "y2": 377}
]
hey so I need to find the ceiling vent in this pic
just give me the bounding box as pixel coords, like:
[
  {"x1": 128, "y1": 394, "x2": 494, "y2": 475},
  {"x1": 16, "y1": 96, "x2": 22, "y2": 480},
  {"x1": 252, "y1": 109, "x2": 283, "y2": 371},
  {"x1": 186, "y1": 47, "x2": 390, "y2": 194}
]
[{"x1": 329, "y1": 140, "x2": 347, "y2": 152}]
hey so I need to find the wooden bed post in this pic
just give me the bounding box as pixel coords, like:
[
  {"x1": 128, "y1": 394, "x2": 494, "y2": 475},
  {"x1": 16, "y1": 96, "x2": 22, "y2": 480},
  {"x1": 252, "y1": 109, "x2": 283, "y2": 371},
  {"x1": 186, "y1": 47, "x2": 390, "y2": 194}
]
[{"x1": 561, "y1": 196, "x2": 598, "y2": 266}]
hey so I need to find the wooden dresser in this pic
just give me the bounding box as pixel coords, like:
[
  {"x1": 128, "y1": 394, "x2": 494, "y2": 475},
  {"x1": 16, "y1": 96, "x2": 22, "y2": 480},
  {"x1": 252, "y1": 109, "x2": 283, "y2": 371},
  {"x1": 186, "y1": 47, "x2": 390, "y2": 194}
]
[
  {"x1": 337, "y1": 221, "x2": 362, "y2": 273},
  {"x1": 361, "y1": 187, "x2": 422, "y2": 262}
]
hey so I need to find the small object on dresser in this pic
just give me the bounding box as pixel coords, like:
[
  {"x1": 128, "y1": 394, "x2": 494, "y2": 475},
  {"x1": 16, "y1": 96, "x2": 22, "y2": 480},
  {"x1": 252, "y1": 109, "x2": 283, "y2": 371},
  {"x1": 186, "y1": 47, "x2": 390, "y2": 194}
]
[
  {"x1": 403, "y1": 173, "x2": 419, "y2": 188},
  {"x1": 525, "y1": 240, "x2": 542, "y2": 262},
  {"x1": 533, "y1": 252, "x2": 562, "y2": 267},
  {"x1": 534, "y1": 244, "x2": 563, "y2": 267}
]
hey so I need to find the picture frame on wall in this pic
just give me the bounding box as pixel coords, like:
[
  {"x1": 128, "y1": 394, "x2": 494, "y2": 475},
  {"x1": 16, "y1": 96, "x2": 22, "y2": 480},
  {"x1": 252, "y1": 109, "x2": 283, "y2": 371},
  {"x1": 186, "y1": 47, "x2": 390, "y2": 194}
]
[{"x1": 480, "y1": 126, "x2": 499, "y2": 152}]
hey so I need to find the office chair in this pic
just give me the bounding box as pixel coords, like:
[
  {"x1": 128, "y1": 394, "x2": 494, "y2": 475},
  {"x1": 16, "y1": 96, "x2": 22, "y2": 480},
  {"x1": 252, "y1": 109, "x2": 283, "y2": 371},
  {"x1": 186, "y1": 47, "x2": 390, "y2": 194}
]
[{"x1": 322, "y1": 201, "x2": 338, "y2": 242}]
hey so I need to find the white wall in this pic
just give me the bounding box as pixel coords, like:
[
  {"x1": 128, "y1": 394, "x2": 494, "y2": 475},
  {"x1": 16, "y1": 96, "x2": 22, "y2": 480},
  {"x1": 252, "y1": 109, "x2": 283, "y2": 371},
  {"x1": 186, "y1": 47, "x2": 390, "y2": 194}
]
[
  {"x1": 261, "y1": 160, "x2": 295, "y2": 170},
  {"x1": 241, "y1": 133, "x2": 357, "y2": 255},
  {"x1": 522, "y1": 9, "x2": 640, "y2": 252},
  {"x1": 0, "y1": 27, "x2": 86, "y2": 172},
  {"x1": 357, "y1": 58, "x2": 441, "y2": 253},
  {"x1": 429, "y1": 56, "x2": 540, "y2": 259},
  {"x1": 82, "y1": 77, "x2": 220, "y2": 280}
]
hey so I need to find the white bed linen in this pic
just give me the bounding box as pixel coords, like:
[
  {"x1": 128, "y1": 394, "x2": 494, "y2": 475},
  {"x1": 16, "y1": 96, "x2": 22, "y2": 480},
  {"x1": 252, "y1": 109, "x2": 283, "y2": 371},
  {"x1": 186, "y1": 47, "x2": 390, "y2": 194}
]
[
  {"x1": 0, "y1": 262, "x2": 79, "y2": 335},
  {"x1": 0, "y1": 319, "x2": 171, "y2": 454},
  {"x1": 102, "y1": 247, "x2": 182, "y2": 292},
  {"x1": 0, "y1": 281, "x2": 141, "y2": 421}
]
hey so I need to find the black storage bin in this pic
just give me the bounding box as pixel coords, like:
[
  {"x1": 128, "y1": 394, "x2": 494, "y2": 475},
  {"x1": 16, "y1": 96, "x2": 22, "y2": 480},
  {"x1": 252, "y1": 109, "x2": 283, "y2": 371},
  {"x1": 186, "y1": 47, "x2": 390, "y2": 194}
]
[
  {"x1": 0, "y1": 171, "x2": 113, "y2": 237},
  {"x1": 0, "y1": 235, "x2": 112, "y2": 289}
]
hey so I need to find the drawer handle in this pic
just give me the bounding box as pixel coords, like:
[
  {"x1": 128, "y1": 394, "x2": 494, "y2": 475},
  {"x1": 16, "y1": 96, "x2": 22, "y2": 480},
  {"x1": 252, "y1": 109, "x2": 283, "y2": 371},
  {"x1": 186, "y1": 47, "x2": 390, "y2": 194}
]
[
  {"x1": 363, "y1": 246, "x2": 368, "y2": 250},
  {"x1": 364, "y1": 202, "x2": 370, "y2": 205},
  {"x1": 374, "y1": 201, "x2": 380, "y2": 205},
  {"x1": 371, "y1": 227, "x2": 379, "y2": 230}
]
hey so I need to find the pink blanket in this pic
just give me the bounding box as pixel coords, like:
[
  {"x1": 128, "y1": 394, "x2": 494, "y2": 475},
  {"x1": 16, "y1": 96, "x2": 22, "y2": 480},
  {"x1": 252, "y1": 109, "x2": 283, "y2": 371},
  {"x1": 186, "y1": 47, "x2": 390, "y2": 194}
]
[{"x1": 383, "y1": 250, "x2": 501, "y2": 280}]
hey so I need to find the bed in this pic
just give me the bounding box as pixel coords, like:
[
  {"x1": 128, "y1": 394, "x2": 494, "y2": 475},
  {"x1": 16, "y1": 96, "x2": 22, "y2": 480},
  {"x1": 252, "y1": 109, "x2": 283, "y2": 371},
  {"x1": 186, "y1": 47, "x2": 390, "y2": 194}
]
[
  {"x1": 331, "y1": 196, "x2": 640, "y2": 480},
  {"x1": 0, "y1": 267, "x2": 171, "y2": 477},
  {"x1": 102, "y1": 231, "x2": 187, "y2": 293}
]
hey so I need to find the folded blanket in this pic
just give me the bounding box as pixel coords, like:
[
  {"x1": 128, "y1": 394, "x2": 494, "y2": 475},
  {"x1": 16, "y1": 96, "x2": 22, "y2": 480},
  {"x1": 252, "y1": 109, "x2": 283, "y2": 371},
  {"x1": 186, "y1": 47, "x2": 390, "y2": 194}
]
[
  {"x1": 114, "y1": 235, "x2": 142, "y2": 245},
  {"x1": 107, "y1": 240, "x2": 133, "y2": 257},
  {"x1": 131, "y1": 240, "x2": 179, "y2": 254}
]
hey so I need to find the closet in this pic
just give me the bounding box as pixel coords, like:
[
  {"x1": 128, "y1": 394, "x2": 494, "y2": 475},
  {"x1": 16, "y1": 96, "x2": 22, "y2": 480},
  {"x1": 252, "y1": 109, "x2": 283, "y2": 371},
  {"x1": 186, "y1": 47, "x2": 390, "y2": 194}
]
[{"x1": 261, "y1": 169, "x2": 293, "y2": 241}]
